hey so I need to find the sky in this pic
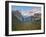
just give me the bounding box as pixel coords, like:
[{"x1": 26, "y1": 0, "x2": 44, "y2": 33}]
[
  {"x1": 12, "y1": 6, "x2": 33, "y2": 11},
  {"x1": 12, "y1": 5, "x2": 41, "y2": 12}
]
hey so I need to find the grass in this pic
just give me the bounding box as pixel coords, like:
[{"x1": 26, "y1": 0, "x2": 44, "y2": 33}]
[{"x1": 12, "y1": 15, "x2": 41, "y2": 31}]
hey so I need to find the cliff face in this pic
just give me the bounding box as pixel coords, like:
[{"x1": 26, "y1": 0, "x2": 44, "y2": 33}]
[
  {"x1": 12, "y1": 9, "x2": 41, "y2": 22},
  {"x1": 12, "y1": 10, "x2": 33, "y2": 22}
]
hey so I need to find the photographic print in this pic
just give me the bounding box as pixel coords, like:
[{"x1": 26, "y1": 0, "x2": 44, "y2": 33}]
[
  {"x1": 12, "y1": 6, "x2": 41, "y2": 31},
  {"x1": 5, "y1": 1, "x2": 45, "y2": 36}
]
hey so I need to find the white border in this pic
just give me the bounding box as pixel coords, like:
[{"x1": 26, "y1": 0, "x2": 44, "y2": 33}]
[{"x1": 9, "y1": 3, "x2": 44, "y2": 35}]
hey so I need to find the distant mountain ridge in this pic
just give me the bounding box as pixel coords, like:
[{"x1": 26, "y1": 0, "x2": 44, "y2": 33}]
[{"x1": 12, "y1": 7, "x2": 41, "y2": 22}]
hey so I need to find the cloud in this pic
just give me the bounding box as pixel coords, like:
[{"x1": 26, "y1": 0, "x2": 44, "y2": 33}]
[{"x1": 20, "y1": 7, "x2": 41, "y2": 17}]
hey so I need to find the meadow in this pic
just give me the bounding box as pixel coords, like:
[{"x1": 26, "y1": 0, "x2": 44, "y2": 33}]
[{"x1": 12, "y1": 15, "x2": 41, "y2": 31}]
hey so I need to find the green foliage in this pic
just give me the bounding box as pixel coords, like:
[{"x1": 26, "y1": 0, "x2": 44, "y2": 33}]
[{"x1": 12, "y1": 14, "x2": 41, "y2": 31}]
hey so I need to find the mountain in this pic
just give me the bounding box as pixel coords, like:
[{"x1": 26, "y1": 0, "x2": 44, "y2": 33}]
[{"x1": 12, "y1": 7, "x2": 41, "y2": 21}]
